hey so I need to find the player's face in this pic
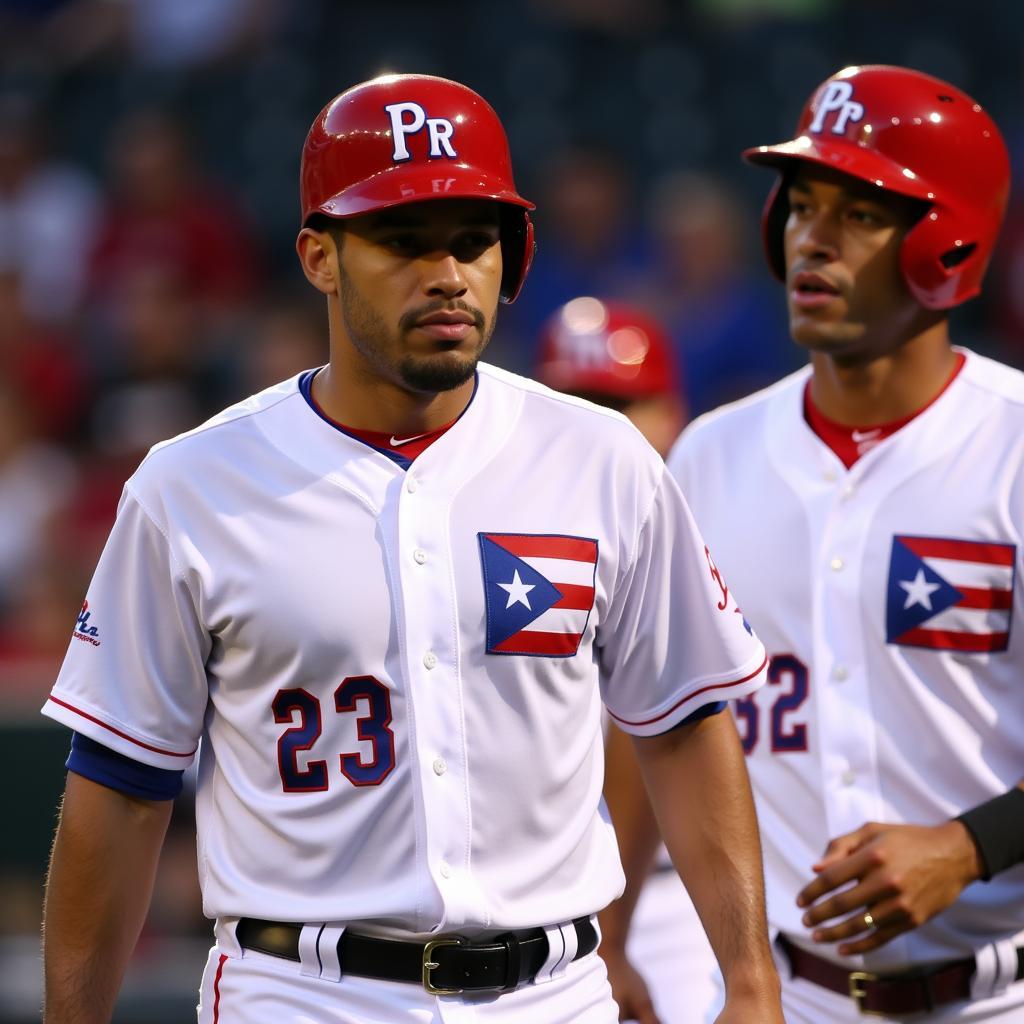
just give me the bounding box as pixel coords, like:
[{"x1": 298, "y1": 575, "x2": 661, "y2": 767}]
[
  {"x1": 334, "y1": 200, "x2": 503, "y2": 394},
  {"x1": 782, "y1": 166, "x2": 929, "y2": 360}
]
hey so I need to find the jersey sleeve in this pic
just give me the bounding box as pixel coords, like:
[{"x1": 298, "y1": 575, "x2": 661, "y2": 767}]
[
  {"x1": 41, "y1": 485, "x2": 209, "y2": 770},
  {"x1": 598, "y1": 466, "x2": 767, "y2": 736},
  {"x1": 67, "y1": 731, "x2": 186, "y2": 800}
]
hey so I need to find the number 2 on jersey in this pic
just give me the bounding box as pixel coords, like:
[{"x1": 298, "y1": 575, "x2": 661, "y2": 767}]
[
  {"x1": 273, "y1": 676, "x2": 396, "y2": 792},
  {"x1": 734, "y1": 653, "x2": 809, "y2": 754}
]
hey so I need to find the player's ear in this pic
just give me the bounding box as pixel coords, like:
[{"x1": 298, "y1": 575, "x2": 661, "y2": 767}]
[{"x1": 296, "y1": 226, "x2": 339, "y2": 296}]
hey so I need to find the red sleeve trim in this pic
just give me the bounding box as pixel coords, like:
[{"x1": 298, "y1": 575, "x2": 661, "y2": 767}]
[
  {"x1": 48, "y1": 695, "x2": 197, "y2": 758},
  {"x1": 607, "y1": 652, "x2": 769, "y2": 728}
]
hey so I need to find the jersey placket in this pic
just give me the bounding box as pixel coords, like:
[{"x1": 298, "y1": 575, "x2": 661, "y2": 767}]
[
  {"x1": 394, "y1": 463, "x2": 480, "y2": 931},
  {"x1": 814, "y1": 455, "x2": 885, "y2": 841}
]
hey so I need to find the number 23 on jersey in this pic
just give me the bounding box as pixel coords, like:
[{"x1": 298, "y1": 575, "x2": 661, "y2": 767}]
[{"x1": 272, "y1": 676, "x2": 396, "y2": 791}]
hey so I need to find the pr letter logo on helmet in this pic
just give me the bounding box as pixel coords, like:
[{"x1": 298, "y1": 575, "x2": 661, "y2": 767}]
[
  {"x1": 808, "y1": 81, "x2": 865, "y2": 136},
  {"x1": 384, "y1": 102, "x2": 457, "y2": 162}
]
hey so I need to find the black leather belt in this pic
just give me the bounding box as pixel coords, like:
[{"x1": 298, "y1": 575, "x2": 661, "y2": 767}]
[
  {"x1": 777, "y1": 934, "x2": 1024, "y2": 1016},
  {"x1": 236, "y1": 915, "x2": 598, "y2": 995}
]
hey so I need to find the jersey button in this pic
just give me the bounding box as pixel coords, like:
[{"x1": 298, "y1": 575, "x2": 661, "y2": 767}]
[
  {"x1": 433, "y1": 757, "x2": 447, "y2": 776},
  {"x1": 829, "y1": 557, "x2": 844, "y2": 572},
  {"x1": 439, "y1": 861, "x2": 452, "y2": 879},
  {"x1": 423, "y1": 651, "x2": 438, "y2": 669},
  {"x1": 840, "y1": 769, "x2": 857, "y2": 786},
  {"x1": 823, "y1": 468, "x2": 837, "y2": 482},
  {"x1": 832, "y1": 665, "x2": 849, "y2": 682},
  {"x1": 413, "y1": 548, "x2": 427, "y2": 565},
  {"x1": 406, "y1": 475, "x2": 418, "y2": 493}
]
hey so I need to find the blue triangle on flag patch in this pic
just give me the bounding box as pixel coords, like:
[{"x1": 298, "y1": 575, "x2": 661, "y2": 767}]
[
  {"x1": 480, "y1": 536, "x2": 563, "y2": 648},
  {"x1": 885, "y1": 536, "x2": 963, "y2": 642}
]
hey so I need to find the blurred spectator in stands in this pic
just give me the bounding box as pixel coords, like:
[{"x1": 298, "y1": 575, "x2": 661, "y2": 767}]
[
  {"x1": 0, "y1": 96, "x2": 100, "y2": 325},
  {"x1": 499, "y1": 143, "x2": 650, "y2": 372},
  {"x1": 62, "y1": 264, "x2": 230, "y2": 575},
  {"x1": 988, "y1": 196, "x2": 1024, "y2": 358},
  {"x1": 90, "y1": 263, "x2": 229, "y2": 458},
  {"x1": 529, "y1": 0, "x2": 668, "y2": 34},
  {"x1": 118, "y1": 0, "x2": 278, "y2": 70},
  {"x1": 692, "y1": 0, "x2": 837, "y2": 21},
  {"x1": 239, "y1": 288, "x2": 328, "y2": 397},
  {"x1": 0, "y1": 556, "x2": 84, "y2": 704},
  {"x1": 0, "y1": 383, "x2": 76, "y2": 617},
  {"x1": 16, "y1": 0, "x2": 278, "y2": 71},
  {"x1": 634, "y1": 171, "x2": 795, "y2": 416},
  {"x1": 88, "y1": 109, "x2": 262, "y2": 333},
  {"x1": 0, "y1": 268, "x2": 91, "y2": 444}
]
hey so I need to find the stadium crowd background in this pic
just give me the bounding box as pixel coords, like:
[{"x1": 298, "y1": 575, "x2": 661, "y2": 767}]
[{"x1": 2, "y1": 0, "x2": 1023, "y2": 1019}]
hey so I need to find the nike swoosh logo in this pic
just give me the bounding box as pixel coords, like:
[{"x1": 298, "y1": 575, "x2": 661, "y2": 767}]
[
  {"x1": 390, "y1": 432, "x2": 431, "y2": 447},
  {"x1": 851, "y1": 428, "x2": 881, "y2": 442}
]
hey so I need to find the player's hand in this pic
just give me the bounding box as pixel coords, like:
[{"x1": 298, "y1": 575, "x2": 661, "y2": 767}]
[
  {"x1": 796, "y1": 820, "x2": 983, "y2": 955},
  {"x1": 599, "y1": 947, "x2": 660, "y2": 1024}
]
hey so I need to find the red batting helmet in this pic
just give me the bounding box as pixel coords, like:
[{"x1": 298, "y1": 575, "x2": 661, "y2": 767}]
[
  {"x1": 536, "y1": 298, "x2": 679, "y2": 400},
  {"x1": 300, "y1": 74, "x2": 535, "y2": 303},
  {"x1": 744, "y1": 64, "x2": 1010, "y2": 309}
]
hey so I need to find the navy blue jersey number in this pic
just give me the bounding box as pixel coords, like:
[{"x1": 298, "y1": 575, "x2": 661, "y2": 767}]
[
  {"x1": 273, "y1": 676, "x2": 396, "y2": 792},
  {"x1": 273, "y1": 688, "x2": 329, "y2": 792},
  {"x1": 734, "y1": 653, "x2": 809, "y2": 755},
  {"x1": 335, "y1": 676, "x2": 396, "y2": 786}
]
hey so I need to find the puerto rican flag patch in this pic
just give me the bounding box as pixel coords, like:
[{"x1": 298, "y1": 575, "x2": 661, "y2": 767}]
[
  {"x1": 886, "y1": 535, "x2": 1016, "y2": 652},
  {"x1": 479, "y1": 533, "x2": 597, "y2": 656}
]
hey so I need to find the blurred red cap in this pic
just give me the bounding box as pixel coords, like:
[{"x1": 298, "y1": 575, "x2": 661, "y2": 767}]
[{"x1": 536, "y1": 298, "x2": 679, "y2": 400}]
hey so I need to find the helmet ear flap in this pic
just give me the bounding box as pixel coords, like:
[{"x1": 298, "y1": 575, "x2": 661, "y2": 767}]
[
  {"x1": 500, "y1": 209, "x2": 535, "y2": 304},
  {"x1": 899, "y1": 208, "x2": 987, "y2": 310},
  {"x1": 761, "y1": 176, "x2": 790, "y2": 283}
]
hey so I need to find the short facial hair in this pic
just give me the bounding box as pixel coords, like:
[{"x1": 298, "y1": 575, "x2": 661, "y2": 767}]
[{"x1": 338, "y1": 265, "x2": 494, "y2": 394}]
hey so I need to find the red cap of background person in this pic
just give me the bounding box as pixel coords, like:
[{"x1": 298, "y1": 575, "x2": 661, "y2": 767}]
[{"x1": 536, "y1": 298, "x2": 679, "y2": 400}]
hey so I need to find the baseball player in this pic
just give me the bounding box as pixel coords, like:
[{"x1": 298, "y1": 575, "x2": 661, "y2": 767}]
[
  {"x1": 40, "y1": 75, "x2": 784, "y2": 1024},
  {"x1": 666, "y1": 65, "x2": 1024, "y2": 1021},
  {"x1": 535, "y1": 298, "x2": 721, "y2": 1024}
]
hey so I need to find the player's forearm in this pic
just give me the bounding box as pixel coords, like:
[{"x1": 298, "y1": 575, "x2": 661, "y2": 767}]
[
  {"x1": 633, "y1": 712, "x2": 778, "y2": 995},
  {"x1": 43, "y1": 773, "x2": 173, "y2": 1024},
  {"x1": 598, "y1": 723, "x2": 662, "y2": 950}
]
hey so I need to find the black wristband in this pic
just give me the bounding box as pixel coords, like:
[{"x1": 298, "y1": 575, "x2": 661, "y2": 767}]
[{"x1": 955, "y1": 787, "x2": 1024, "y2": 882}]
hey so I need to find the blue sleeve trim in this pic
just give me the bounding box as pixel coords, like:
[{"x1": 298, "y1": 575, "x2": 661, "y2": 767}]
[
  {"x1": 669, "y1": 700, "x2": 727, "y2": 731},
  {"x1": 67, "y1": 731, "x2": 184, "y2": 800}
]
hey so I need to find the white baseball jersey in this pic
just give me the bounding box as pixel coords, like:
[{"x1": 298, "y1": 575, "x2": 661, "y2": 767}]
[
  {"x1": 667, "y1": 349, "x2": 1024, "y2": 975},
  {"x1": 43, "y1": 362, "x2": 765, "y2": 936}
]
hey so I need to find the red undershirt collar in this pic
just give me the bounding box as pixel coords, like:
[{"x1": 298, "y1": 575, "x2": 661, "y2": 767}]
[
  {"x1": 803, "y1": 351, "x2": 966, "y2": 469},
  {"x1": 339, "y1": 418, "x2": 458, "y2": 461},
  {"x1": 301, "y1": 368, "x2": 463, "y2": 462}
]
